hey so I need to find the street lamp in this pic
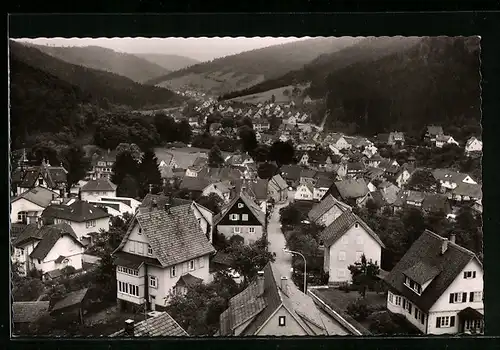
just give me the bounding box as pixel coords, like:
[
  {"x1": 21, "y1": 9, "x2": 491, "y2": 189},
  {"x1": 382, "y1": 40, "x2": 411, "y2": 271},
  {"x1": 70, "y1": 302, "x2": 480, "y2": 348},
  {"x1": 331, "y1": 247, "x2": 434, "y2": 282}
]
[{"x1": 283, "y1": 248, "x2": 307, "y2": 294}]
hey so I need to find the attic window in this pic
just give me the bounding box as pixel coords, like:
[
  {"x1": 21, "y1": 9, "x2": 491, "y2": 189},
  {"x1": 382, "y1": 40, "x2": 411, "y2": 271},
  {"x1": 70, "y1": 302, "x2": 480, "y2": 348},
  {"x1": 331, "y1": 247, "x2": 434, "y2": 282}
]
[
  {"x1": 354, "y1": 223, "x2": 359, "y2": 228},
  {"x1": 278, "y1": 316, "x2": 286, "y2": 327},
  {"x1": 138, "y1": 227, "x2": 142, "y2": 235},
  {"x1": 238, "y1": 203, "x2": 244, "y2": 209}
]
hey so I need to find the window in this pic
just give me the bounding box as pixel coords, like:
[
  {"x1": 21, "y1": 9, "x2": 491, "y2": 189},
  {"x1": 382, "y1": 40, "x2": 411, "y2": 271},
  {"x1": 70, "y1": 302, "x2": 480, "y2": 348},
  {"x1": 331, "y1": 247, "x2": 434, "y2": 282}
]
[
  {"x1": 405, "y1": 277, "x2": 422, "y2": 295},
  {"x1": 17, "y1": 211, "x2": 28, "y2": 224},
  {"x1": 402, "y1": 298, "x2": 406, "y2": 309},
  {"x1": 171, "y1": 266, "x2": 177, "y2": 278},
  {"x1": 470, "y1": 291, "x2": 482, "y2": 302},
  {"x1": 354, "y1": 223, "x2": 359, "y2": 228},
  {"x1": 421, "y1": 313, "x2": 426, "y2": 324},
  {"x1": 388, "y1": 292, "x2": 394, "y2": 304},
  {"x1": 338, "y1": 251, "x2": 346, "y2": 261},
  {"x1": 118, "y1": 281, "x2": 140, "y2": 297},
  {"x1": 233, "y1": 227, "x2": 241, "y2": 234},
  {"x1": 278, "y1": 316, "x2": 286, "y2": 327},
  {"x1": 406, "y1": 301, "x2": 412, "y2": 314},
  {"x1": 449, "y1": 292, "x2": 468, "y2": 304},
  {"x1": 37, "y1": 259, "x2": 41, "y2": 264},
  {"x1": 436, "y1": 316, "x2": 455, "y2": 328},
  {"x1": 415, "y1": 309, "x2": 420, "y2": 320},
  {"x1": 242, "y1": 214, "x2": 249, "y2": 221},
  {"x1": 341, "y1": 236, "x2": 348, "y2": 244},
  {"x1": 38, "y1": 179, "x2": 44, "y2": 186},
  {"x1": 337, "y1": 269, "x2": 346, "y2": 277},
  {"x1": 147, "y1": 245, "x2": 153, "y2": 256},
  {"x1": 138, "y1": 243, "x2": 144, "y2": 254},
  {"x1": 465, "y1": 320, "x2": 482, "y2": 330},
  {"x1": 229, "y1": 214, "x2": 240, "y2": 221},
  {"x1": 189, "y1": 260, "x2": 195, "y2": 271},
  {"x1": 463, "y1": 271, "x2": 477, "y2": 279},
  {"x1": 149, "y1": 276, "x2": 158, "y2": 289},
  {"x1": 138, "y1": 227, "x2": 142, "y2": 235},
  {"x1": 395, "y1": 296, "x2": 402, "y2": 306},
  {"x1": 355, "y1": 251, "x2": 363, "y2": 261},
  {"x1": 238, "y1": 203, "x2": 244, "y2": 209},
  {"x1": 356, "y1": 235, "x2": 363, "y2": 245},
  {"x1": 249, "y1": 227, "x2": 255, "y2": 233}
]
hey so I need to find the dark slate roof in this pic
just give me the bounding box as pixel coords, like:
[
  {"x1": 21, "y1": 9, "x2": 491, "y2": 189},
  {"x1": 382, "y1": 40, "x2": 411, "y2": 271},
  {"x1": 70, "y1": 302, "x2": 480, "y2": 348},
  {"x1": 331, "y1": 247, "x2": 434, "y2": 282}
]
[
  {"x1": 10, "y1": 223, "x2": 28, "y2": 241},
  {"x1": 403, "y1": 261, "x2": 441, "y2": 285},
  {"x1": 179, "y1": 176, "x2": 211, "y2": 192},
  {"x1": 140, "y1": 194, "x2": 192, "y2": 211},
  {"x1": 321, "y1": 210, "x2": 385, "y2": 249},
  {"x1": 422, "y1": 193, "x2": 451, "y2": 213},
  {"x1": 42, "y1": 200, "x2": 110, "y2": 222},
  {"x1": 458, "y1": 307, "x2": 483, "y2": 320},
  {"x1": 11, "y1": 186, "x2": 59, "y2": 207},
  {"x1": 334, "y1": 178, "x2": 369, "y2": 200},
  {"x1": 427, "y1": 125, "x2": 444, "y2": 136},
  {"x1": 80, "y1": 178, "x2": 117, "y2": 192},
  {"x1": 211, "y1": 251, "x2": 234, "y2": 266},
  {"x1": 110, "y1": 312, "x2": 189, "y2": 337},
  {"x1": 175, "y1": 273, "x2": 203, "y2": 288},
  {"x1": 13, "y1": 223, "x2": 44, "y2": 246},
  {"x1": 16, "y1": 164, "x2": 68, "y2": 188},
  {"x1": 315, "y1": 177, "x2": 334, "y2": 189},
  {"x1": 432, "y1": 168, "x2": 468, "y2": 184},
  {"x1": 452, "y1": 182, "x2": 482, "y2": 199},
  {"x1": 280, "y1": 165, "x2": 302, "y2": 182},
  {"x1": 51, "y1": 288, "x2": 89, "y2": 312},
  {"x1": 385, "y1": 230, "x2": 479, "y2": 312},
  {"x1": 113, "y1": 251, "x2": 162, "y2": 269},
  {"x1": 300, "y1": 169, "x2": 317, "y2": 179},
  {"x1": 308, "y1": 195, "x2": 351, "y2": 223},
  {"x1": 12, "y1": 301, "x2": 50, "y2": 323},
  {"x1": 30, "y1": 224, "x2": 82, "y2": 260},
  {"x1": 120, "y1": 205, "x2": 215, "y2": 267},
  {"x1": 347, "y1": 162, "x2": 365, "y2": 172}
]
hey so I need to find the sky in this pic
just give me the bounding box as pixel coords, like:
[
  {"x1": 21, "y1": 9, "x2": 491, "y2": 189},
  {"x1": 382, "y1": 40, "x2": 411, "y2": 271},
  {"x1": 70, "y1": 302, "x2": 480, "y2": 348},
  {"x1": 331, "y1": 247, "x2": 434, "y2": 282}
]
[{"x1": 16, "y1": 37, "x2": 308, "y2": 62}]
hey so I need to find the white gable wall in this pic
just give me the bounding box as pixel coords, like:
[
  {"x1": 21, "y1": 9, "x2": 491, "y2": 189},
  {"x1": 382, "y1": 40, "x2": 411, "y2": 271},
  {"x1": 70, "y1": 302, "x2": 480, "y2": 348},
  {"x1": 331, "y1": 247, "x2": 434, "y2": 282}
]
[
  {"x1": 10, "y1": 198, "x2": 45, "y2": 224},
  {"x1": 318, "y1": 205, "x2": 345, "y2": 227},
  {"x1": 32, "y1": 235, "x2": 84, "y2": 273},
  {"x1": 81, "y1": 190, "x2": 117, "y2": 202}
]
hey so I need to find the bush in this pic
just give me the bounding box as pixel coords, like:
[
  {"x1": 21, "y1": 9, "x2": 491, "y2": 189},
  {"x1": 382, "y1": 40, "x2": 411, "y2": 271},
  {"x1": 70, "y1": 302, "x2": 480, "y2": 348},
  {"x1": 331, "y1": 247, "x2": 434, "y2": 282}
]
[
  {"x1": 367, "y1": 311, "x2": 421, "y2": 335},
  {"x1": 346, "y1": 298, "x2": 371, "y2": 321}
]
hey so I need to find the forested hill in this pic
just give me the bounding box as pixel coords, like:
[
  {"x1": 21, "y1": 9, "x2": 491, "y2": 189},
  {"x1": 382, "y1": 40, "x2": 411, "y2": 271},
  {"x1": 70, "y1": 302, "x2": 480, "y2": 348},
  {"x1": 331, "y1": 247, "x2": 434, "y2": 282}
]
[
  {"x1": 322, "y1": 36, "x2": 481, "y2": 139},
  {"x1": 220, "y1": 37, "x2": 422, "y2": 100},
  {"x1": 9, "y1": 41, "x2": 185, "y2": 110},
  {"x1": 23, "y1": 43, "x2": 172, "y2": 83},
  {"x1": 134, "y1": 53, "x2": 200, "y2": 72},
  {"x1": 144, "y1": 37, "x2": 361, "y2": 95}
]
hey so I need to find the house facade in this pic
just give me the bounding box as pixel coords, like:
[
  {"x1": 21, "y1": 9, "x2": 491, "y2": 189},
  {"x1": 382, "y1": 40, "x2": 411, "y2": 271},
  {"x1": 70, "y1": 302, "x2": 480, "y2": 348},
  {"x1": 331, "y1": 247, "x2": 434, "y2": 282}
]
[
  {"x1": 295, "y1": 184, "x2": 314, "y2": 201},
  {"x1": 202, "y1": 182, "x2": 232, "y2": 203},
  {"x1": 308, "y1": 195, "x2": 351, "y2": 227},
  {"x1": 268, "y1": 174, "x2": 288, "y2": 203},
  {"x1": 321, "y1": 210, "x2": 385, "y2": 284},
  {"x1": 13, "y1": 160, "x2": 68, "y2": 197},
  {"x1": 80, "y1": 178, "x2": 117, "y2": 202},
  {"x1": 385, "y1": 230, "x2": 483, "y2": 335},
  {"x1": 465, "y1": 137, "x2": 482, "y2": 156},
  {"x1": 11, "y1": 186, "x2": 60, "y2": 224}
]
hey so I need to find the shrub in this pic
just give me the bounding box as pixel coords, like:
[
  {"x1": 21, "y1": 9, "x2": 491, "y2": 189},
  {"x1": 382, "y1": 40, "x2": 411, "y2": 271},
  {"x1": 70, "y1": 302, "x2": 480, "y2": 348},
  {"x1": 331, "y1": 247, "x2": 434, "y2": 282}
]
[{"x1": 346, "y1": 298, "x2": 370, "y2": 321}]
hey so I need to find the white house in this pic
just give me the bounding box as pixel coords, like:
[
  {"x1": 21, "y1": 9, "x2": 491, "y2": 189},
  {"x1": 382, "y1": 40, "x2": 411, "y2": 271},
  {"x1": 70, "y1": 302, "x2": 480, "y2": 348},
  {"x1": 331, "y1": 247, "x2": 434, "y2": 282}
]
[
  {"x1": 295, "y1": 183, "x2": 314, "y2": 201},
  {"x1": 385, "y1": 230, "x2": 483, "y2": 335},
  {"x1": 10, "y1": 186, "x2": 60, "y2": 224},
  {"x1": 112, "y1": 203, "x2": 215, "y2": 312},
  {"x1": 321, "y1": 210, "x2": 385, "y2": 284},
  {"x1": 13, "y1": 160, "x2": 68, "y2": 197},
  {"x1": 97, "y1": 196, "x2": 142, "y2": 215},
  {"x1": 80, "y1": 178, "x2": 117, "y2": 202},
  {"x1": 465, "y1": 137, "x2": 482, "y2": 156},
  {"x1": 435, "y1": 135, "x2": 459, "y2": 148},
  {"x1": 202, "y1": 182, "x2": 232, "y2": 203},
  {"x1": 41, "y1": 200, "x2": 111, "y2": 246},
  {"x1": 432, "y1": 169, "x2": 477, "y2": 192},
  {"x1": 12, "y1": 223, "x2": 84, "y2": 276},
  {"x1": 308, "y1": 195, "x2": 352, "y2": 227}
]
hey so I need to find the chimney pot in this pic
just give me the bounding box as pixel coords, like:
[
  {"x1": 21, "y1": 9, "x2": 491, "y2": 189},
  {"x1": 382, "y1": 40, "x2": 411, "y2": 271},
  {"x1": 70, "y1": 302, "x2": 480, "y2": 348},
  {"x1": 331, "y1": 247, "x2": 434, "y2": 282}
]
[
  {"x1": 441, "y1": 238, "x2": 448, "y2": 255},
  {"x1": 280, "y1": 276, "x2": 289, "y2": 296},
  {"x1": 124, "y1": 319, "x2": 134, "y2": 336},
  {"x1": 450, "y1": 234, "x2": 456, "y2": 244},
  {"x1": 257, "y1": 270, "x2": 265, "y2": 295}
]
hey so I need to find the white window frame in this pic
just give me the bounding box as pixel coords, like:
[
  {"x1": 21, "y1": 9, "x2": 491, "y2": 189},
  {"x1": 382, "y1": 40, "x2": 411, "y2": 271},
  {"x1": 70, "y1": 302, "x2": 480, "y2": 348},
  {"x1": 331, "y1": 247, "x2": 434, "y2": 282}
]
[
  {"x1": 473, "y1": 291, "x2": 482, "y2": 302},
  {"x1": 242, "y1": 214, "x2": 249, "y2": 221},
  {"x1": 230, "y1": 214, "x2": 240, "y2": 221},
  {"x1": 149, "y1": 275, "x2": 158, "y2": 289},
  {"x1": 439, "y1": 316, "x2": 450, "y2": 327},
  {"x1": 355, "y1": 251, "x2": 363, "y2": 261},
  {"x1": 233, "y1": 227, "x2": 241, "y2": 234},
  {"x1": 395, "y1": 295, "x2": 402, "y2": 306},
  {"x1": 249, "y1": 227, "x2": 255, "y2": 233},
  {"x1": 189, "y1": 260, "x2": 195, "y2": 271},
  {"x1": 338, "y1": 251, "x2": 346, "y2": 261},
  {"x1": 238, "y1": 203, "x2": 244, "y2": 209},
  {"x1": 147, "y1": 245, "x2": 153, "y2": 256},
  {"x1": 278, "y1": 316, "x2": 286, "y2": 327},
  {"x1": 138, "y1": 243, "x2": 144, "y2": 254},
  {"x1": 171, "y1": 265, "x2": 177, "y2": 278}
]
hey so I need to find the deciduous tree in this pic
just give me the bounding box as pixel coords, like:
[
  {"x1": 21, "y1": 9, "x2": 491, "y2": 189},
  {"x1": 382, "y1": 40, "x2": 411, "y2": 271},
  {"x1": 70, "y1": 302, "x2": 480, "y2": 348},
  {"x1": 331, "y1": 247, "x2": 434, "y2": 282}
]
[
  {"x1": 208, "y1": 145, "x2": 225, "y2": 168},
  {"x1": 348, "y1": 254, "x2": 380, "y2": 298}
]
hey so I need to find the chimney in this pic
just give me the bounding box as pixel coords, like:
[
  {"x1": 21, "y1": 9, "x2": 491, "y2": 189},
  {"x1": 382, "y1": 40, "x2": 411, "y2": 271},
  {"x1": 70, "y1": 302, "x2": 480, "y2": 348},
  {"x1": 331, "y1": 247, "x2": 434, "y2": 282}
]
[
  {"x1": 124, "y1": 319, "x2": 134, "y2": 336},
  {"x1": 441, "y1": 238, "x2": 448, "y2": 255},
  {"x1": 257, "y1": 270, "x2": 265, "y2": 296},
  {"x1": 450, "y1": 234, "x2": 456, "y2": 244},
  {"x1": 165, "y1": 202, "x2": 171, "y2": 213},
  {"x1": 280, "y1": 276, "x2": 289, "y2": 296}
]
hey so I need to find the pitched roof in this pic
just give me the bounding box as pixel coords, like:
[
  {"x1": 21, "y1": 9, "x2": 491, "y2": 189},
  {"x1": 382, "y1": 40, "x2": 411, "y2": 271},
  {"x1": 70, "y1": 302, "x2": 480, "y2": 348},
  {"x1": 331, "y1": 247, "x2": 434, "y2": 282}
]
[
  {"x1": 334, "y1": 178, "x2": 369, "y2": 200},
  {"x1": 51, "y1": 288, "x2": 89, "y2": 312},
  {"x1": 280, "y1": 165, "x2": 302, "y2": 182},
  {"x1": 13, "y1": 301, "x2": 50, "y2": 323},
  {"x1": 16, "y1": 164, "x2": 68, "y2": 189},
  {"x1": 179, "y1": 176, "x2": 211, "y2": 192},
  {"x1": 385, "y1": 230, "x2": 479, "y2": 312},
  {"x1": 42, "y1": 200, "x2": 110, "y2": 222},
  {"x1": 29, "y1": 224, "x2": 82, "y2": 260},
  {"x1": 435, "y1": 134, "x2": 453, "y2": 142},
  {"x1": 403, "y1": 261, "x2": 441, "y2": 285},
  {"x1": 321, "y1": 210, "x2": 385, "y2": 249},
  {"x1": 308, "y1": 195, "x2": 351, "y2": 223},
  {"x1": 300, "y1": 168, "x2": 317, "y2": 179},
  {"x1": 140, "y1": 194, "x2": 192, "y2": 211},
  {"x1": 216, "y1": 191, "x2": 265, "y2": 226},
  {"x1": 11, "y1": 186, "x2": 59, "y2": 207},
  {"x1": 110, "y1": 312, "x2": 189, "y2": 337},
  {"x1": 422, "y1": 193, "x2": 451, "y2": 213},
  {"x1": 432, "y1": 168, "x2": 470, "y2": 184},
  {"x1": 427, "y1": 125, "x2": 444, "y2": 135},
  {"x1": 270, "y1": 174, "x2": 288, "y2": 191},
  {"x1": 123, "y1": 205, "x2": 215, "y2": 267},
  {"x1": 452, "y1": 182, "x2": 482, "y2": 199},
  {"x1": 80, "y1": 178, "x2": 117, "y2": 192},
  {"x1": 175, "y1": 273, "x2": 203, "y2": 288}
]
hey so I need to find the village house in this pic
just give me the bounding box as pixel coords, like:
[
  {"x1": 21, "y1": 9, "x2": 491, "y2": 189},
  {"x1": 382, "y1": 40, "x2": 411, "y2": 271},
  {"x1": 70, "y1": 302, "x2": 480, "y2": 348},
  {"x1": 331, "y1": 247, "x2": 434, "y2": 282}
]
[
  {"x1": 346, "y1": 162, "x2": 365, "y2": 178},
  {"x1": 254, "y1": 119, "x2": 271, "y2": 132},
  {"x1": 308, "y1": 194, "x2": 352, "y2": 227},
  {"x1": 377, "y1": 158, "x2": 400, "y2": 171},
  {"x1": 295, "y1": 183, "x2": 315, "y2": 201},
  {"x1": 41, "y1": 199, "x2": 111, "y2": 245},
  {"x1": 313, "y1": 177, "x2": 334, "y2": 202},
  {"x1": 79, "y1": 178, "x2": 117, "y2": 202},
  {"x1": 179, "y1": 176, "x2": 211, "y2": 198},
  {"x1": 324, "y1": 133, "x2": 351, "y2": 151},
  {"x1": 185, "y1": 157, "x2": 209, "y2": 177},
  {"x1": 268, "y1": 174, "x2": 288, "y2": 203},
  {"x1": 11, "y1": 186, "x2": 60, "y2": 225},
  {"x1": 450, "y1": 182, "x2": 482, "y2": 203},
  {"x1": 464, "y1": 137, "x2": 482, "y2": 156},
  {"x1": 431, "y1": 169, "x2": 477, "y2": 192},
  {"x1": 12, "y1": 222, "x2": 85, "y2": 276},
  {"x1": 299, "y1": 169, "x2": 317, "y2": 186},
  {"x1": 280, "y1": 164, "x2": 302, "y2": 188},
  {"x1": 367, "y1": 154, "x2": 383, "y2": 168},
  {"x1": 214, "y1": 191, "x2": 266, "y2": 245},
  {"x1": 112, "y1": 203, "x2": 215, "y2": 312},
  {"x1": 89, "y1": 150, "x2": 117, "y2": 180},
  {"x1": 321, "y1": 210, "x2": 385, "y2": 285},
  {"x1": 324, "y1": 178, "x2": 372, "y2": 207},
  {"x1": 388, "y1": 132, "x2": 405, "y2": 147},
  {"x1": 218, "y1": 262, "x2": 333, "y2": 336},
  {"x1": 13, "y1": 301, "x2": 50, "y2": 333},
  {"x1": 362, "y1": 144, "x2": 379, "y2": 158},
  {"x1": 13, "y1": 159, "x2": 68, "y2": 197},
  {"x1": 202, "y1": 181, "x2": 232, "y2": 203},
  {"x1": 111, "y1": 311, "x2": 189, "y2": 337},
  {"x1": 385, "y1": 230, "x2": 483, "y2": 335},
  {"x1": 425, "y1": 125, "x2": 444, "y2": 142},
  {"x1": 435, "y1": 135, "x2": 459, "y2": 148}
]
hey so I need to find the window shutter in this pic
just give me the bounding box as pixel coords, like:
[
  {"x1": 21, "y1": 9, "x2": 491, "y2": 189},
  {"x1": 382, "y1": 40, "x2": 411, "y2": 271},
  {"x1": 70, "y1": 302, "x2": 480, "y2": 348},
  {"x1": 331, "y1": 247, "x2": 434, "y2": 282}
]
[
  {"x1": 463, "y1": 272, "x2": 467, "y2": 278},
  {"x1": 473, "y1": 271, "x2": 476, "y2": 278},
  {"x1": 449, "y1": 293, "x2": 454, "y2": 303},
  {"x1": 470, "y1": 292, "x2": 474, "y2": 302},
  {"x1": 436, "y1": 317, "x2": 441, "y2": 328},
  {"x1": 450, "y1": 316, "x2": 455, "y2": 327},
  {"x1": 462, "y1": 292, "x2": 467, "y2": 303}
]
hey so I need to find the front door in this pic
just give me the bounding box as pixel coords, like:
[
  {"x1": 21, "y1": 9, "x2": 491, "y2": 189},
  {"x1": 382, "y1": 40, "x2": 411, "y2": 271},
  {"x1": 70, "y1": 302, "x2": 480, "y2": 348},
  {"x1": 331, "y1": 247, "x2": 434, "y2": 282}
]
[{"x1": 150, "y1": 295, "x2": 156, "y2": 311}]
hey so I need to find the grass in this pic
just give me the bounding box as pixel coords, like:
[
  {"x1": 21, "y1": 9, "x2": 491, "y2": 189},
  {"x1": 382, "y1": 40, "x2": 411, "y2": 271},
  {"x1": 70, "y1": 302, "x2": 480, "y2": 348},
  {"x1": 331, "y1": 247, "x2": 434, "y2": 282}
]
[{"x1": 230, "y1": 85, "x2": 295, "y2": 104}]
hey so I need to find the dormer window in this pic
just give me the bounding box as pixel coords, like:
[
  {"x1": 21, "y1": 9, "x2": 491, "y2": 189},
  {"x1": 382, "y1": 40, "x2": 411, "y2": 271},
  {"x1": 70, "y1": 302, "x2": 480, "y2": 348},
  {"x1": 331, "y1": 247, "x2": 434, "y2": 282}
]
[{"x1": 404, "y1": 276, "x2": 422, "y2": 295}]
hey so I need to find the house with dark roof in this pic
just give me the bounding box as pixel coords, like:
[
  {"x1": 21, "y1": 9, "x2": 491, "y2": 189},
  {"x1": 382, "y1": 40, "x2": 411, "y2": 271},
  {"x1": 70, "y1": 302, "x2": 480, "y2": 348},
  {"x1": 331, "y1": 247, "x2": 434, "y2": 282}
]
[
  {"x1": 313, "y1": 177, "x2": 335, "y2": 201},
  {"x1": 13, "y1": 159, "x2": 68, "y2": 197},
  {"x1": 321, "y1": 210, "x2": 385, "y2": 285},
  {"x1": 323, "y1": 178, "x2": 372, "y2": 207},
  {"x1": 308, "y1": 195, "x2": 351, "y2": 227},
  {"x1": 10, "y1": 186, "x2": 60, "y2": 225},
  {"x1": 202, "y1": 181, "x2": 233, "y2": 203},
  {"x1": 111, "y1": 311, "x2": 189, "y2": 337},
  {"x1": 50, "y1": 288, "x2": 90, "y2": 324},
  {"x1": 435, "y1": 135, "x2": 459, "y2": 148},
  {"x1": 268, "y1": 174, "x2": 288, "y2": 203},
  {"x1": 280, "y1": 165, "x2": 302, "y2": 188},
  {"x1": 12, "y1": 223, "x2": 84, "y2": 276},
  {"x1": 425, "y1": 125, "x2": 444, "y2": 141},
  {"x1": 179, "y1": 176, "x2": 211, "y2": 198},
  {"x1": 185, "y1": 157, "x2": 209, "y2": 177},
  {"x1": 294, "y1": 183, "x2": 315, "y2": 201},
  {"x1": 80, "y1": 178, "x2": 117, "y2": 202},
  {"x1": 432, "y1": 169, "x2": 477, "y2": 192},
  {"x1": 385, "y1": 230, "x2": 483, "y2": 335},
  {"x1": 465, "y1": 136, "x2": 482, "y2": 156},
  {"x1": 88, "y1": 150, "x2": 117, "y2": 180},
  {"x1": 219, "y1": 262, "x2": 335, "y2": 336},
  {"x1": 41, "y1": 200, "x2": 110, "y2": 244},
  {"x1": 214, "y1": 191, "x2": 266, "y2": 246},
  {"x1": 13, "y1": 301, "x2": 50, "y2": 332},
  {"x1": 112, "y1": 203, "x2": 215, "y2": 312}
]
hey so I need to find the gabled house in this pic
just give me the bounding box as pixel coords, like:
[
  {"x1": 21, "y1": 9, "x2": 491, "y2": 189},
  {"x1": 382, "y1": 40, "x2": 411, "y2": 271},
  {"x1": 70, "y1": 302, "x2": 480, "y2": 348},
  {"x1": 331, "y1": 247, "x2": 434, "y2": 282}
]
[
  {"x1": 41, "y1": 200, "x2": 111, "y2": 245},
  {"x1": 313, "y1": 177, "x2": 334, "y2": 202},
  {"x1": 394, "y1": 167, "x2": 414, "y2": 188},
  {"x1": 367, "y1": 154, "x2": 383, "y2": 168},
  {"x1": 80, "y1": 178, "x2": 117, "y2": 202},
  {"x1": 185, "y1": 157, "x2": 209, "y2": 177},
  {"x1": 425, "y1": 125, "x2": 444, "y2": 142},
  {"x1": 432, "y1": 169, "x2": 477, "y2": 192},
  {"x1": 388, "y1": 132, "x2": 405, "y2": 146},
  {"x1": 324, "y1": 133, "x2": 351, "y2": 151},
  {"x1": 179, "y1": 176, "x2": 211, "y2": 198},
  {"x1": 450, "y1": 182, "x2": 482, "y2": 203},
  {"x1": 280, "y1": 165, "x2": 302, "y2": 188},
  {"x1": 385, "y1": 230, "x2": 483, "y2": 335},
  {"x1": 219, "y1": 262, "x2": 331, "y2": 336},
  {"x1": 422, "y1": 193, "x2": 452, "y2": 215},
  {"x1": 377, "y1": 159, "x2": 400, "y2": 171},
  {"x1": 465, "y1": 137, "x2": 482, "y2": 156},
  {"x1": 13, "y1": 160, "x2": 68, "y2": 197},
  {"x1": 321, "y1": 210, "x2": 385, "y2": 284},
  {"x1": 299, "y1": 169, "x2": 317, "y2": 186},
  {"x1": 11, "y1": 186, "x2": 60, "y2": 225},
  {"x1": 112, "y1": 203, "x2": 215, "y2": 311},
  {"x1": 111, "y1": 311, "x2": 189, "y2": 337},
  {"x1": 89, "y1": 150, "x2": 117, "y2": 180},
  {"x1": 435, "y1": 135, "x2": 459, "y2": 148},
  {"x1": 268, "y1": 174, "x2": 288, "y2": 203},
  {"x1": 202, "y1": 182, "x2": 232, "y2": 203},
  {"x1": 295, "y1": 183, "x2": 315, "y2": 201},
  {"x1": 214, "y1": 191, "x2": 266, "y2": 245},
  {"x1": 12, "y1": 223, "x2": 84, "y2": 276},
  {"x1": 324, "y1": 178, "x2": 371, "y2": 207},
  {"x1": 308, "y1": 194, "x2": 352, "y2": 227},
  {"x1": 346, "y1": 162, "x2": 365, "y2": 178}
]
